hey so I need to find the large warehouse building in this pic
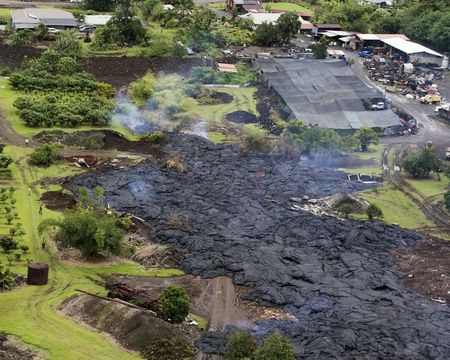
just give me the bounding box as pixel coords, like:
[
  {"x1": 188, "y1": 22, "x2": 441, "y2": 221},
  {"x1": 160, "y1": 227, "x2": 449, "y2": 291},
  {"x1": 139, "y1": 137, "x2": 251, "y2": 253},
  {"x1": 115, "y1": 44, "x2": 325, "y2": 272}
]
[
  {"x1": 256, "y1": 58, "x2": 401, "y2": 130},
  {"x1": 11, "y1": 8, "x2": 77, "y2": 30}
]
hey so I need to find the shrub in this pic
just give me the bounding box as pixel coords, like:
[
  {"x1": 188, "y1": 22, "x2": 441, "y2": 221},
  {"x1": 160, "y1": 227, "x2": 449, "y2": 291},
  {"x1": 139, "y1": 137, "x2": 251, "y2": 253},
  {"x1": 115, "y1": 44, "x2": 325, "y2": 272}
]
[
  {"x1": 7, "y1": 29, "x2": 34, "y2": 45},
  {"x1": 159, "y1": 284, "x2": 190, "y2": 323},
  {"x1": 39, "y1": 208, "x2": 124, "y2": 258},
  {"x1": 144, "y1": 334, "x2": 196, "y2": 360},
  {"x1": 142, "y1": 131, "x2": 169, "y2": 145},
  {"x1": 0, "y1": 236, "x2": 18, "y2": 253},
  {"x1": 14, "y1": 253, "x2": 21, "y2": 261},
  {"x1": 20, "y1": 245, "x2": 29, "y2": 253},
  {"x1": 254, "y1": 332, "x2": 296, "y2": 360},
  {"x1": 30, "y1": 144, "x2": 60, "y2": 167},
  {"x1": 0, "y1": 154, "x2": 13, "y2": 169},
  {"x1": 224, "y1": 331, "x2": 257, "y2": 360},
  {"x1": 339, "y1": 204, "x2": 353, "y2": 219},
  {"x1": 129, "y1": 72, "x2": 156, "y2": 104},
  {"x1": 240, "y1": 133, "x2": 273, "y2": 155},
  {"x1": 0, "y1": 264, "x2": 15, "y2": 289},
  {"x1": 366, "y1": 203, "x2": 383, "y2": 220},
  {"x1": 52, "y1": 30, "x2": 82, "y2": 56}
]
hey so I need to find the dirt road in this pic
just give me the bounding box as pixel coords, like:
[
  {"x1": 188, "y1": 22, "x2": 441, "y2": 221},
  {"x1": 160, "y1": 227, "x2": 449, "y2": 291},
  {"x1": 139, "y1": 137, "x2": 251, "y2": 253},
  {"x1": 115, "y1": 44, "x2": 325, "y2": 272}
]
[{"x1": 0, "y1": 111, "x2": 30, "y2": 146}]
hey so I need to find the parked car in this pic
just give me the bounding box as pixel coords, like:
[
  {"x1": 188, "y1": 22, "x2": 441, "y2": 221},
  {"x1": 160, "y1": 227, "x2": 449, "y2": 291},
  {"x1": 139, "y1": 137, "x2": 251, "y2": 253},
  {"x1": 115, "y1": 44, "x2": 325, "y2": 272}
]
[
  {"x1": 79, "y1": 24, "x2": 94, "y2": 32},
  {"x1": 371, "y1": 102, "x2": 385, "y2": 111},
  {"x1": 420, "y1": 94, "x2": 442, "y2": 104},
  {"x1": 47, "y1": 28, "x2": 60, "y2": 34},
  {"x1": 358, "y1": 50, "x2": 372, "y2": 59}
]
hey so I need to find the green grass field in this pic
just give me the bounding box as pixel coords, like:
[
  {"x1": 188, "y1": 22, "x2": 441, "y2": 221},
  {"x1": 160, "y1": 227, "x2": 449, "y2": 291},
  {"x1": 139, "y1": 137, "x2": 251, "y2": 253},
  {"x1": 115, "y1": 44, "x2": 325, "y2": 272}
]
[
  {"x1": 0, "y1": 8, "x2": 11, "y2": 17},
  {"x1": 0, "y1": 147, "x2": 185, "y2": 359},
  {"x1": 405, "y1": 176, "x2": 450, "y2": 198},
  {"x1": 263, "y1": 2, "x2": 313, "y2": 14},
  {"x1": 358, "y1": 186, "x2": 433, "y2": 229}
]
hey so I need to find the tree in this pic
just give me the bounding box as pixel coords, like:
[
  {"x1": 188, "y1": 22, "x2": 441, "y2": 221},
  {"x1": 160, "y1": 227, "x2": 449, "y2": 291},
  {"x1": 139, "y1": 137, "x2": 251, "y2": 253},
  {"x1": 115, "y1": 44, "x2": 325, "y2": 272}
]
[
  {"x1": 129, "y1": 72, "x2": 156, "y2": 104},
  {"x1": 0, "y1": 264, "x2": 15, "y2": 289},
  {"x1": 224, "y1": 331, "x2": 257, "y2": 360},
  {"x1": 254, "y1": 332, "x2": 295, "y2": 360},
  {"x1": 141, "y1": 0, "x2": 163, "y2": 20},
  {"x1": 253, "y1": 22, "x2": 280, "y2": 47},
  {"x1": 38, "y1": 207, "x2": 124, "y2": 258},
  {"x1": 429, "y1": 12, "x2": 450, "y2": 53},
  {"x1": 444, "y1": 190, "x2": 450, "y2": 210},
  {"x1": 276, "y1": 12, "x2": 300, "y2": 44},
  {"x1": 366, "y1": 203, "x2": 383, "y2": 220},
  {"x1": 52, "y1": 30, "x2": 82, "y2": 56},
  {"x1": 402, "y1": 147, "x2": 442, "y2": 178},
  {"x1": 6, "y1": 29, "x2": 34, "y2": 45},
  {"x1": 339, "y1": 204, "x2": 353, "y2": 219},
  {"x1": 354, "y1": 127, "x2": 379, "y2": 152},
  {"x1": 310, "y1": 36, "x2": 327, "y2": 59},
  {"x1": 159, "y1": 284, "x2": 190, "y2": 323},
  {"x1": 30, "y1": 144, "x2": 60, "y2": 167}
]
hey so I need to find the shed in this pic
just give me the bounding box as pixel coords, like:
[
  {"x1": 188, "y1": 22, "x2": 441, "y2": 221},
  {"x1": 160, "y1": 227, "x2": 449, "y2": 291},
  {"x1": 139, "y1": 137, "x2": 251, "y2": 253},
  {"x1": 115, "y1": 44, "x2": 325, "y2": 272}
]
[
  {"x1": 238, "y1": 12, "x2": 282, "y2": 27},
  {"x1": 217, "y1": 63, "x2": 238, "y2": 73},
  {"x1": 11, "y1": 8, "x2": 77, "y2": 30},
  {"x1": 381, "y1": 38, "x2": 443, "y2": 65}
]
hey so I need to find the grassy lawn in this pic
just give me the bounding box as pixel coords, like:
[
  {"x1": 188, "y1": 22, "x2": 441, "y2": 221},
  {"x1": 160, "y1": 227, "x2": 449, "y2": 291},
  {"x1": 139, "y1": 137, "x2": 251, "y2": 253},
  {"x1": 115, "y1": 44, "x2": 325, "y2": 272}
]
[
  {"x1": 0, "y1": 8, "x2": 11, "y2": 17},
  {"x1": 358, "y1": 186, "x2": 433, "y2": 229},
  {"x1": 344, "y1": 144, "x2": 384, "y2": 175},
  {"x1": 0, "y1": 78, "x2": 139, "y2": 140},
  {"x1": 195, "y1": 87, "x2": 259, "y2": 143},
  {"x1": 405, "y1": 176, "x2": 449, "y2": 198},
  {"x1": 264, "y1": 2, "x2": 313, "y2": 14}
]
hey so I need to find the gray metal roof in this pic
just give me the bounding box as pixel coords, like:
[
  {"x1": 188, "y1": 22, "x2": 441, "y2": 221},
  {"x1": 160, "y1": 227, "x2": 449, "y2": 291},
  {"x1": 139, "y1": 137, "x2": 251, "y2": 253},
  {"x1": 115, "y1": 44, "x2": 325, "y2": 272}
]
[
  {"x1": 256, "y1": 58, "x2": 400, "y2": 129},
  {"x1": 11, "y1": 8, "x2": 77, "y2": 29}
]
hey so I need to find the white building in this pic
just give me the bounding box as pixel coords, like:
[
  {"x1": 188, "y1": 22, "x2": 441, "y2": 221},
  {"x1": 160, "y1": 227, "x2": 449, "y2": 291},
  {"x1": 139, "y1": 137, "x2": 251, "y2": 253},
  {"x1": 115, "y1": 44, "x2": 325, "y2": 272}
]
[
  {"x1": 381, "y1": 38, "x2": 444, "y2": 66},
  {"x1": 11, "y1": 8, "x2": 77, "y2": 29}
]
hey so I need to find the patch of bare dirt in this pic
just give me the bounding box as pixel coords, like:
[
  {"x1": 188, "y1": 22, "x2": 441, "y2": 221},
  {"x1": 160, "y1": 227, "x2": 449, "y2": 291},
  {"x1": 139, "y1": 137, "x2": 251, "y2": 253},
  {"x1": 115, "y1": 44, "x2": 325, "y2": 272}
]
[
  {"x1": 391, "y1": 238, "x2": 450, "y2": 304},
  {"x1": 225, "y1": 111, "x2": 258, "y2": 124},
  {"x1": 40, "y1": 191, "x2": 77, "y2": 211},
  {"x1": 0, "y1": 333, "x2": 47, "y2": 360}
]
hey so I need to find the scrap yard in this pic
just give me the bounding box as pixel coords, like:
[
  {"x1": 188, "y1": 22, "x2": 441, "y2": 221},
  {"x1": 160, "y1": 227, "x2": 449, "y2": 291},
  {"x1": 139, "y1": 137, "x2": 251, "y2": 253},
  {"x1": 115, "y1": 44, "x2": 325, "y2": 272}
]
[{"x1": 0, "y1": 0, "x2": 449, "y2": 359}]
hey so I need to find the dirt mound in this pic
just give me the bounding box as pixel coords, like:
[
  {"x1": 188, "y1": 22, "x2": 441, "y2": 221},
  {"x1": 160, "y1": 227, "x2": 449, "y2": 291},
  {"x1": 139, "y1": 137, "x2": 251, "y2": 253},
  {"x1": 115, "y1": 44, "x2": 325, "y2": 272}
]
[
  {"x1": 211, "y1": 91, "x2": 233, "y2": 104},
  {"x1": 74, "y1": 134, "x2": 450, "y2": 359},
  {"x1": 225, "y1": 111, "x2": 258, "y2": 124},
  {"x1": 40, "y1": 191, "x2": 77, "y2": 211},
  {"x1": 391, "y1": 238, "x2": 450, "y2": 304},
  {"x1": 0, "y1": 42, "x2": 43, "y2": 70},
  {"x1": 60, "y1": 294, "x2": 200, "y2": 357},
  {"x1": 0, "y1": 333, "x2": 47, "y2": 360}
]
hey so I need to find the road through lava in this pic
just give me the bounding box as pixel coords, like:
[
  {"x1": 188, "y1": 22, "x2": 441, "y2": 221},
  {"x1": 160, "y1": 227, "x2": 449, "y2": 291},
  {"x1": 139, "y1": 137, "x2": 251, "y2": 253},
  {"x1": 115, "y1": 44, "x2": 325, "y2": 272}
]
[{"x1": 74, "y1": 134, "x2": 450, "y2": 359}]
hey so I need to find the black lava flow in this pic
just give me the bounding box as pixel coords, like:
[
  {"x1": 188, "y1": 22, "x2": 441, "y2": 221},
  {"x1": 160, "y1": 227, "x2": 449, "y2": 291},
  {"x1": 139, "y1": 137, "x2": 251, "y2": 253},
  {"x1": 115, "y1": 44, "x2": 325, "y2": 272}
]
[{"x1": 74, "y1": 135, "x2": 450, "y2": 359}]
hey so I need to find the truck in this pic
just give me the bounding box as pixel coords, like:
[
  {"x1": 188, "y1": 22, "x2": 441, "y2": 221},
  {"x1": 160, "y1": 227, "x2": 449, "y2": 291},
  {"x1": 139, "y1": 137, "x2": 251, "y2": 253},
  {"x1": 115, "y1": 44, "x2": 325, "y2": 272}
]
[
  {"x1": 371, "y1": 102, "x2": 385, "y2": 111},
  {"x1": 420, "y1": 94, "x2": 442, "y2": 104}
]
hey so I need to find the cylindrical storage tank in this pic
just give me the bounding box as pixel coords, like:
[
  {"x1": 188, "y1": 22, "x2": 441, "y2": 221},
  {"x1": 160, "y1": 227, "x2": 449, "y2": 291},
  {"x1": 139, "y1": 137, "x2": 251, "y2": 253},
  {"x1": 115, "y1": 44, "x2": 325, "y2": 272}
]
[{"x1": 27, "y1": 263, "x2": 49, "y2": 285}]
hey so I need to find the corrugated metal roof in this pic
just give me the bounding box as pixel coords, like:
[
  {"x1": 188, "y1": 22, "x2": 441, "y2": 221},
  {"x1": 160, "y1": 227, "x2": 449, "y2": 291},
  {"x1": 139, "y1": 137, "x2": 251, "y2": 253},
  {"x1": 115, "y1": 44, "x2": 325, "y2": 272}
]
[
  {"x1": 11, "y1": 8, "x2": 77, "y2": 28},
  {"x1": 84, "y1": 15, "x2": 112, "y2": 26},
  {"x1": 239, "y1": 12, "x2": 282, "y2": 25},
  {"x1": 382, "y1": 38, "x2": 443, "y2": 57}
]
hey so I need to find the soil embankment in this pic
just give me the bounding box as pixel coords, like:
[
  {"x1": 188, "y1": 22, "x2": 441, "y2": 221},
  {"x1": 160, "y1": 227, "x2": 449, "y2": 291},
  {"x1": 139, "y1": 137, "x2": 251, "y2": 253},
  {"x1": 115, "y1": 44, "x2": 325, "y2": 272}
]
[{"x1": 74, "y1": 134, "x2": 450, "y2": 359}]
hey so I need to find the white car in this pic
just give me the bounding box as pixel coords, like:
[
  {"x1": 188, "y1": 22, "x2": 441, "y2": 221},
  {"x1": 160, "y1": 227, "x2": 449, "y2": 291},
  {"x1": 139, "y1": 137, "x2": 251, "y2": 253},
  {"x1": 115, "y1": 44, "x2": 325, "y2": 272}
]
[
  {"x1": 48, "y1": 28, "x2": 60, "y2": 34},
  {"x1": 371, "y1": 102, "x2": 385, "y2": 111}
]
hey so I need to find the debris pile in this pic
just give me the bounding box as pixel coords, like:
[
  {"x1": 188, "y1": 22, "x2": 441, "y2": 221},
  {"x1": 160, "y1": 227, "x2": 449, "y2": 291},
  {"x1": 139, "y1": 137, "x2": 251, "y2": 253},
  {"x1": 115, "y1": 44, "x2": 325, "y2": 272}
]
[
  {"x1": 74, "y1": 134, "x2": 450, "y2": 359},
  {"x1": 364, "y1": 57, "x2": 445, "y2": 104}
]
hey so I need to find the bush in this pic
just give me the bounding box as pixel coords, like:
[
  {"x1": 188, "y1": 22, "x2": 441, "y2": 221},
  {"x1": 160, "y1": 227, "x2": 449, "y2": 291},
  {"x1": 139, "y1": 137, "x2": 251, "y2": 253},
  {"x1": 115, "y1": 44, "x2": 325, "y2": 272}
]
[
  {"x1": 14, "y1": 253, "x2": 21, "y2": 261},
  {"x1": 144, "y1": 334, "x2": 196, "y2": 360},
  {"x1": 366, "y1": 203, "x2": 383, "y2": 220},
  {"x1": 254, "y1": 332, "x2": 295, "y2": 360},
  {"x1": 53, "y1": 30, "x2": 83, "y2": 56},
  {"x1": 402, "y1": 147, "x2": 442, "y2": 178},
  {"x1": 0, "y1": 154, "x2": 13, "y2": 169},
  {"x1": 129, "y1": 72, "x2": 156, "y2": 104},
  {"x1": 240, "y1": 133, "x2": 274, "y2": 155},
  {"x1": 0, "y1": 264, "x2": 15, "y2": 289},
  {"x1": 39, "y1": 207, "x2": 124, "y2": 258},
  {"x1": 224, "y1": 331, "x2": 257, "y2": 360},
  {"x1": 7, "y1": 30, "x2": 34, "y2": 45},
  {"x1": 20, "y1": 245, "x2": 29, "y2": 253},
  {"x1": 0, "y1": 236, "x2": 18, "y2": 253},
  {"x1": 142, "y1": 131, "x2": 169, "y2": 145},
  {"x1": 159, "y1": 284, "x2": 190, "y2": 323},
  {"x1": 339, "y1": 204, "x2": 353, "y2": 219},
  {"x1": 30, "y1": 144, "x2": 60, "y2": 167}
]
